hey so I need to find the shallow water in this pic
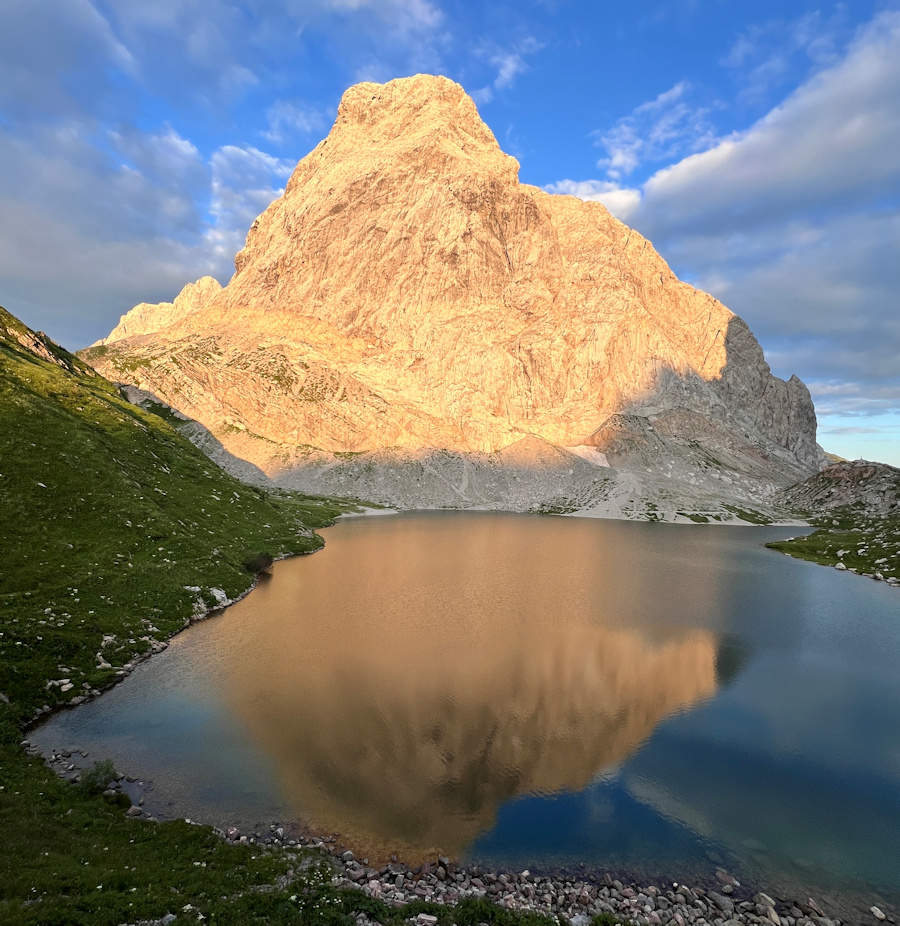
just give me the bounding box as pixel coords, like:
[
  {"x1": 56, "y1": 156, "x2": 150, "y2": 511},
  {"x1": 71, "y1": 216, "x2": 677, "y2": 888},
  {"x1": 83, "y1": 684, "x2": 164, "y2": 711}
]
[{"x1": 33, "y1": 512, "x2": 900, "y2": 910}]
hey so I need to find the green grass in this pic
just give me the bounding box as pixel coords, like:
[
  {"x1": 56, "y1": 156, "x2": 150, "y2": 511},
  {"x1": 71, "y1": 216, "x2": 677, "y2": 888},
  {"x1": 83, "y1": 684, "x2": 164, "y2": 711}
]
[
  {"x1": 0, "y1": 307, "x2": 360, "y2": 719},
  {"x1": 722, "y1": 505, "x2": 774, "y2": 525},
  {"x1": 0, "y1": 307, "x2": 560, "y2": 926},
  {"x1": 0, "y1": 305, "x2": 378, "y2": 924},
  {"x1": 766, "y1": 507, "x2": 900, "y2": 582}
]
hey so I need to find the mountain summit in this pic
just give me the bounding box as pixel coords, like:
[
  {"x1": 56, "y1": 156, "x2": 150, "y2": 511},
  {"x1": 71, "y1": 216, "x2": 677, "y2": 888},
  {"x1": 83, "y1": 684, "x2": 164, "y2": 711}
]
[{"x1": 84, "y1": 74, "x2": 820, "y2": 519}]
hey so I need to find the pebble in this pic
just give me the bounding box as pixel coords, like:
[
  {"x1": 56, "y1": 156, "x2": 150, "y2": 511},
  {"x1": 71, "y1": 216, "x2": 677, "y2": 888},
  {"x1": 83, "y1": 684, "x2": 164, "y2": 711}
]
[{"x1": 872, "y1": 907, "x2": 887, "y2": 921}]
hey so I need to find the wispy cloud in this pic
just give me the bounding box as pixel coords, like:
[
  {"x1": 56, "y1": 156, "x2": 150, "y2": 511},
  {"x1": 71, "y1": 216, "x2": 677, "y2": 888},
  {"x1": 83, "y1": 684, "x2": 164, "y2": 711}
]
[
  {"x1": 261, "y1": 102, "x2": 327, "y2": 145},
  {"x1": 472, "y1": 37, "x2": 542, "y2": 104},
  {"x1": 207, "y1": 146, "x2": 295, "y2": 264},
  {"x1": 721, "y1": 9, "x2": 847, "y2": 101},
  {"x1": 593, "y1": 81, "x2": 717, "y2": 180}
]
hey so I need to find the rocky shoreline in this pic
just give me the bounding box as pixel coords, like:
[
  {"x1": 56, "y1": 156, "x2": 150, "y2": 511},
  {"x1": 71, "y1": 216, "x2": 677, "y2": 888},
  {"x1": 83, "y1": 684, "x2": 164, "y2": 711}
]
[
  {"x1": 267, "y1": 837, "x2": 894, "y2": 926},
  {"x1": 24, "y1": 739, "x2": 894, "y2": 926}
]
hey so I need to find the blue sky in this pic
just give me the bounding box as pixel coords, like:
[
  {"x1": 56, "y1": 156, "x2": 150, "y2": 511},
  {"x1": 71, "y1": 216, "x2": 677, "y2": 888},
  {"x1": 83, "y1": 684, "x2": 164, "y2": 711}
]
[{"x1": 1, "y1": 0, "x2": 899, "y2": 464}]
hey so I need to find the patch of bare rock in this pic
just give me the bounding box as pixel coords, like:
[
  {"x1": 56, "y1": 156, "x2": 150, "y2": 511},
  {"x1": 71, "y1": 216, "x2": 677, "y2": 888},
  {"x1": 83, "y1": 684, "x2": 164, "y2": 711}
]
[{"x1": 777, "y1": 460, "x2": 900, "y2": 519}]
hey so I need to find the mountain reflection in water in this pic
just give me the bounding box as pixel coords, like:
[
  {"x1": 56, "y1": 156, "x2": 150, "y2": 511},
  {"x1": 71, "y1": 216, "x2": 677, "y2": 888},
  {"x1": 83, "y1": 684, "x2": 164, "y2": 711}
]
[{"x1": 221, "y1": 512, "x2": 721, "y2": 858}]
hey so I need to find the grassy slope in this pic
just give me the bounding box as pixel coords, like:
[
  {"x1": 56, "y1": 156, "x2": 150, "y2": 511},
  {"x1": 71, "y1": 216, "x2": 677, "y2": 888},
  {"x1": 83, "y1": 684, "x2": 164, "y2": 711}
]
[
  {"x1": 766, "y1": 509, "x2": 900, "y2": 582},
  {"x1": 0, "y1": 306, "x2": 354, "y2": 717},
  {"x1": 765, "y1": 465, "x2": 900, "y2": 581},
  {"x1": 0, "y1": 307, "x2": 357, "y2": 924},
  {"x1": 0, "y1": 309, "x2": 565, "y2": 926}
]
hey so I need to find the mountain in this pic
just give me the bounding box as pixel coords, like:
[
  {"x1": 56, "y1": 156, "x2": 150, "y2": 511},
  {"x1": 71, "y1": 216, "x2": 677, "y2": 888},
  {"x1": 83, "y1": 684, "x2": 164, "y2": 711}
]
[{"x1": 82, "y1": 74, "x2": 821, "y2": 521}]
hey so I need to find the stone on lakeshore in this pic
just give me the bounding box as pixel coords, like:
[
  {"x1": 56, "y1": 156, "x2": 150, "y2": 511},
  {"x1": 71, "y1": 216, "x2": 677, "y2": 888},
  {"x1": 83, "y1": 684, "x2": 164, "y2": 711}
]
[
  {"x1": 871, "y1": 907, "x2": 886, "y2": 921},
  {"x1": 125, "y1": 805, "x2": 142, "y2": 817},
  {"x1": 708, "y1": 891, "x2": 735, "y2": 915}
]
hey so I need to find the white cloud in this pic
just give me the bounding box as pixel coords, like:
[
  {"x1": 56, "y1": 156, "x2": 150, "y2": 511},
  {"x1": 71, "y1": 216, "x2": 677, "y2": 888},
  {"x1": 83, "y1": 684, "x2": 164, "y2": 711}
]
[
  {"x1": 0, "y1": 0, "x2": 135, "y2": 117},
  {"x1": 262, "y1": 102, "x2": 327, "y2": 145},
  {"x1": 593, "y1": 81, "x2": 717, "y2": 180},
  {"x1": 207, "y1": 146, "x2": 295, "y2": 264},
  {"x1": 0, "y1": 114, "x2": 297, "y2": 348},
  {"x1": 541, "y1": 179, "x2": 641, "y2": 221},
  {"x1": 637, "y1": 11, "x2": 900, "y2": 236},
  {"x1": 472, "y1": 37, "x2": 542, "y2": 104}
]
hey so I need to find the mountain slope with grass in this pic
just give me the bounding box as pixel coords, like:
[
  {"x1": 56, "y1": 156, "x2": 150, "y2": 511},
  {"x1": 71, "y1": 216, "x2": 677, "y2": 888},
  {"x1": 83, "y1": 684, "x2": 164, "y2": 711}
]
[
  {"x1": 0, "y1": 304, "x2": 359, "y2": 723},
  {"x1": 0, "y1": 304, "x2": 387, "y2": 924},
  {"x1": 767, "y1": 460, "x2": 900, "y2": 584}
]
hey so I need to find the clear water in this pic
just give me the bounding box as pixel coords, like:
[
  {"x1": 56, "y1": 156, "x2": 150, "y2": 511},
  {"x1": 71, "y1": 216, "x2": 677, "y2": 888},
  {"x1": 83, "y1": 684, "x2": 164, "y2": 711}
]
[{"x1": 32, "y1": 512, "x2": 900, "y2": 912}]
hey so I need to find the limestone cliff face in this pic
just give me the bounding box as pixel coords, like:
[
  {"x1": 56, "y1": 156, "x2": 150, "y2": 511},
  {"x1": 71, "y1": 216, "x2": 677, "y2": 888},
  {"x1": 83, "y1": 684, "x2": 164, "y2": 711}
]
[
  {"x1": 83, "y1": 74, "x2": 819, "y2": 512},
  {"x1": 99, "y1": 276, "x2": 222, "y2": 345}
]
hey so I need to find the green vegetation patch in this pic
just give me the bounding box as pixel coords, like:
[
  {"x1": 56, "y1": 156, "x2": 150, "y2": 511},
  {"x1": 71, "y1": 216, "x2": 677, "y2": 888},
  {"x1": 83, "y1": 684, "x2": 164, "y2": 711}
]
[
  {"x1": 722, "y1": 505, "x2": 774, "y2": 525},
  {"x1": 766, "y1": 506, "x2": 900, "y2": 582},
  {"x1": 0, "y1": 305, "x2": 380, "y2": 924}
]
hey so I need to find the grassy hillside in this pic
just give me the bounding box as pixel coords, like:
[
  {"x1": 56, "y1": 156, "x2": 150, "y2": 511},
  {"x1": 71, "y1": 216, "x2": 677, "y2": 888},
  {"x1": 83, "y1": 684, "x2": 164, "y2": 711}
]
[
  {"x1": 0, "y1": 310, "x2": 564, "y2": 926},
  {"x1": 0, "y1": 306, "x2": 359, "y2": 721},
  {"x1": 767, "y1": 512, "x2": 900, "y2": 583},
  {"x1": 0, "y1": 306, "x2": 373, "y2": 923},
  {"x1": 766, "y1": 462, "x2": 900, "y2": 583}
]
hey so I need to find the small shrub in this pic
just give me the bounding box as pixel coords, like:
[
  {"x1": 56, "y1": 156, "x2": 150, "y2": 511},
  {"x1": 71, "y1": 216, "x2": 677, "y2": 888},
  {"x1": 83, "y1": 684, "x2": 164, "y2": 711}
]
[
  {"x1": 244, "y1": 552, "x2": 274, "y2": 575},
  {"x1": 79, "y1": 759, "x2": 117, "y2": 795}
]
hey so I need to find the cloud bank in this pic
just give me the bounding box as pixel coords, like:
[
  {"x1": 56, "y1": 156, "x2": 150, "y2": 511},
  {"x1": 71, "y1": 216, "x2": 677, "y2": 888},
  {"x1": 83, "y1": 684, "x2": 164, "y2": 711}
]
[{"x1": 548, "y1": 10, "x2": 900, "y2": 453}]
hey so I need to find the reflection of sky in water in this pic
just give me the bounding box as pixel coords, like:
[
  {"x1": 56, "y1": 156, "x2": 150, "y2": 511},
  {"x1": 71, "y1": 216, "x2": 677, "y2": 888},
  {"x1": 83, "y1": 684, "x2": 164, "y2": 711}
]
[{"x1": 30, "y1": 513, "x2": 900, "y2": 907}]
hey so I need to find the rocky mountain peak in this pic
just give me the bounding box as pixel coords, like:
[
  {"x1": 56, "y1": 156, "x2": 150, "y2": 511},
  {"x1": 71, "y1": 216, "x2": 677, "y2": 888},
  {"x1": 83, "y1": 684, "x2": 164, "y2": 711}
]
[
  {"x1": 98, "y1": 276, "x2": 222, "y2": 346},
  {"x1": 330, "y1": 74, "x2": 508, "y2": 162},
  {"x1": 82, "y1": 75, "x2": 821, "y2": 519}
]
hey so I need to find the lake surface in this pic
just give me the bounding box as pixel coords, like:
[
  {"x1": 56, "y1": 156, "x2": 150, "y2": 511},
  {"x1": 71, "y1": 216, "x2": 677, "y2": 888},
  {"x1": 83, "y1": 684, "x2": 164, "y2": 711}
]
[{"x1": 33, "y1": 512, "x2": 900, "y2": 912}]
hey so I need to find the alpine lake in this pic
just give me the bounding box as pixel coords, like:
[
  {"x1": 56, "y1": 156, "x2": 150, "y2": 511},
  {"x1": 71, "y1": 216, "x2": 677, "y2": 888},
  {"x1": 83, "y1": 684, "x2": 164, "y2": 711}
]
[{"x1": 31, "y1": 511, "x2": 900, "y2": 916}]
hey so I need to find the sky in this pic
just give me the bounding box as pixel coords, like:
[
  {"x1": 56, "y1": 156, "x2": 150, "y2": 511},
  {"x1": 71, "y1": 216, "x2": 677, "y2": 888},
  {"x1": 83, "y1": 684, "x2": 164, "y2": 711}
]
[{"x1": 1, "y1": 0, "x2": 899, "y2": 465}]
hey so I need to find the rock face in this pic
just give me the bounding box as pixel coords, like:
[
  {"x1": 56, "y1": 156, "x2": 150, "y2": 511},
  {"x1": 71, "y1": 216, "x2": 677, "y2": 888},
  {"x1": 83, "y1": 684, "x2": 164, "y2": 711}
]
[
  {"x1": 98, "y1": 276, "x2": 222, "y2": 345},
  {"x1": 83, "y1": 74, "x2": 820, "y2": 517},
  {"x1": 779, "y1": 460, "x2": 900, "y2": 519}
]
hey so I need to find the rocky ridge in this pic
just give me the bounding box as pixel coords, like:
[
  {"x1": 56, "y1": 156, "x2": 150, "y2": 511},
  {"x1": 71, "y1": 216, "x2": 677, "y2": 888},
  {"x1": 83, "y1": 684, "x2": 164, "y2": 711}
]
[
  {"x1": 83, "y1": 75, "x2": 822, "y2": 519},
  {"x1": 778, "y1": 460, "x2": 900, "y2": 519}
]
